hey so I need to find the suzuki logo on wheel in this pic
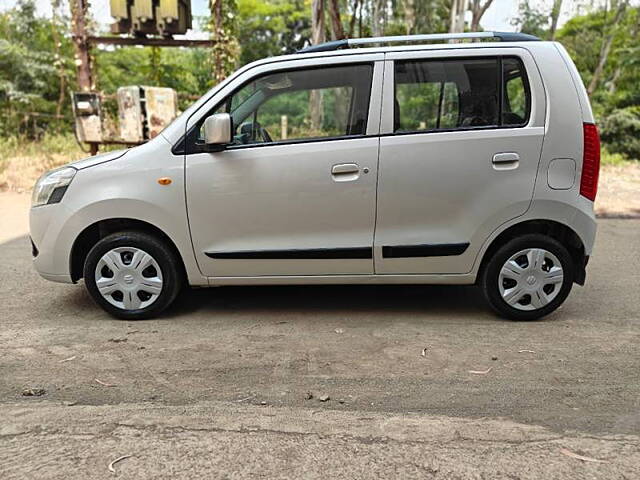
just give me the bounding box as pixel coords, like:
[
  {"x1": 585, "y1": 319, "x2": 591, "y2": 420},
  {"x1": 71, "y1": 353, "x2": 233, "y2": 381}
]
[{"x1": 123, "y1": 274, "x2": 134, "y2": 285}]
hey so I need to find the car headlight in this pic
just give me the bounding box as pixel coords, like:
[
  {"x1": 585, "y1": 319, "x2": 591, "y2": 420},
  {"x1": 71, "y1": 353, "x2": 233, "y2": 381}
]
[{"x1": 31, "y1": 167, "x2": 76, "y2": 207}]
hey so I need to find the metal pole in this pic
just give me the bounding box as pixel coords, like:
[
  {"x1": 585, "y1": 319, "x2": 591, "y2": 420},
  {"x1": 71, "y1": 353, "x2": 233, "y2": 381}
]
[
  {"x1": 71, "y1": 0, "x2": 93, "y2": 92},
  {"x1": 71, "y1": 0, "x2": 98, "y2": 155}
]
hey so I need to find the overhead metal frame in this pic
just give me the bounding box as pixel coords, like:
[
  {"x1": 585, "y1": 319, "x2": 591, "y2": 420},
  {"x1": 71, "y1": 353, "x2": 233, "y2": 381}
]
[{"x1": 86, "y1": 36, "x2": 216, "y2": 48}]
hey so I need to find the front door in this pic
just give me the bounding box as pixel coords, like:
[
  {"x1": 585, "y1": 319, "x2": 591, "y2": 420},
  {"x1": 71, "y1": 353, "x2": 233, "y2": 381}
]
[
  {"x1": 374, "y1": 49, "x2": 546, "y2": 275},
  {"x1": 185, "y1": 61, "x2": 383, "y2": 277}
]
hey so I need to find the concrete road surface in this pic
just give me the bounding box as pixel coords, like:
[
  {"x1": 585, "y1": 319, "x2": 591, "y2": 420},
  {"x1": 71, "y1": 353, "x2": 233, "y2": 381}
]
[{"x1": 0, "y1": 196, "x2": 639, "y2": 478}]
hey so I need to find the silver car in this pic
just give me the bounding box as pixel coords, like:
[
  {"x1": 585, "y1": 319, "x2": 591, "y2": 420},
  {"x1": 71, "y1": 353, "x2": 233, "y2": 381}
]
[{"x1": 30, "y1": 32, "x2": 600, "y2": 321}]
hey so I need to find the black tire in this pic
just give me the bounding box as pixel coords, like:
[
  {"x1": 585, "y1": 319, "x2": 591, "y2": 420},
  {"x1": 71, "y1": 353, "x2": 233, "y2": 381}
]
[
  {"x1": 83, "y1": 231, "x2": 183, "y2": 320},
  {"x1": 481, "y1": 234, "x2": 574, "y2": 321}
]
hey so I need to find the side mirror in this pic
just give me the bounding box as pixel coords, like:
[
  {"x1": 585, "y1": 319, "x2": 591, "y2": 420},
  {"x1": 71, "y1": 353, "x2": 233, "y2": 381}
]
[{"x1": 203, "y1": 113, "x2": 232, "y2": 148}]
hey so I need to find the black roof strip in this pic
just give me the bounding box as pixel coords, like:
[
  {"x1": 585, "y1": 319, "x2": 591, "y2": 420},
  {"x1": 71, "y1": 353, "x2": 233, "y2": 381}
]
[
  {"x1": 297, "y1": 32, "x2": 540, "y2": 54},
  {"x1": 493, "y1": 32, "x2": 540, "y2": 42},
  {"x1": 298, "y1": 39, "x2": 349, "y2": 53}
]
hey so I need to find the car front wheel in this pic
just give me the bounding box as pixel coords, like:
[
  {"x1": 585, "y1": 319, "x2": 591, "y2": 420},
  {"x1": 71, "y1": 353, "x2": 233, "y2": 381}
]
[{"x1": 83, "y1": 231, "x2": 183, "y2": 320}]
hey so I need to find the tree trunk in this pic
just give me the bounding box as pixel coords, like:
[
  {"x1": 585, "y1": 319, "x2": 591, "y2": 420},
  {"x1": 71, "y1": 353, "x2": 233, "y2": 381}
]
[
  {"x1": 310, "y1": 0, "x2": 325, "y2": 131},
  {"x1": 348, "y1": 0, "x2": 359, "y2": 37},
  {"x1": 456, "y1": 0, "x2": 469, "y2": 33},
  {"x1": 372, "y1": 0, "x2": 385, "y2": 37},
  {"x1": 70, "y1": 0, "x2": 93, "y2": 92},
  {"x1": 311, "y1": 0, "x2": 326, "y2": 45},
  {"x1": 587, "y1": 0, "x2": 628, "y2": 96},
  {"x1": 404, "y1": 0, "x2": 416, "y2": 35},
  {"x1": 450, "y1": 0, "x2": 469, "y2": 33},
  {"x1": 327, "y1": 0, "x2": 345, "y2": 40},
  {"x1": 327, "y1": 0, "x2": 348, "y2": 132},
  {"x1": 608, "y1": 65, "x2": 622, "y2": 94},
  {"x1": 51, "y1": 0, "x2": 67, "y2": 117},
  {"x1": 210, "y1": 0, "x2": 224, "y2": 83},
  {"x1": 470, "y1": 0, "x2": 494, "y2": 32},
  {"x1": 449, "y1": 0, "x2": 458, "y2": 33},
  {"x1": 608, "y1": 11, "x2": 639, "y2": 93},
  {"x1": 549, "y1": 0, "x2": 563, "y2": 40}
]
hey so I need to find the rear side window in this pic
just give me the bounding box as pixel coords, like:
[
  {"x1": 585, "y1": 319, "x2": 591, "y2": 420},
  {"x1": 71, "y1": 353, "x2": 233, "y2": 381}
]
[
  {"x1": 394, "y1": 57, "x2": 530, "y2": 133},
  {"x1": 502, "y1": 58, "x2": 530, "y2": 127}
]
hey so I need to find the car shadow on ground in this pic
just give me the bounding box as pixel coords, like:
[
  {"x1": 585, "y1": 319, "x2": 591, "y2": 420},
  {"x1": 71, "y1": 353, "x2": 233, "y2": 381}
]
[
  {"x1": 168, "y1": 283, "x2": 496, "y2": 319},
  {"x1": 57, "y1": 281, "x2": 512, "y2": 325}
]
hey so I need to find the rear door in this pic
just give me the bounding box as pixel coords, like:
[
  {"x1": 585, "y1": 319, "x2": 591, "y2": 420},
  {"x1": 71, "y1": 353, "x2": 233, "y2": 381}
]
[{"x1": 374, "y1": 48, "x2": 546, "y2": 274}]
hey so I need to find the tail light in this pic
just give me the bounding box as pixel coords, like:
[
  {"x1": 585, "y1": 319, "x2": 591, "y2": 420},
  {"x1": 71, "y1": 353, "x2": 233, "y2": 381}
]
[{"x1": 580, "y1": 123, "x2": 601, "y2": 201}]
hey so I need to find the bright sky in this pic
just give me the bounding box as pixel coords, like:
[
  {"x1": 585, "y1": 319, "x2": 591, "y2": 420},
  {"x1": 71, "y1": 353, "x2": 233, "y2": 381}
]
[{"x1": 0, "y1": 0, "x2": 615, "y2": 35}]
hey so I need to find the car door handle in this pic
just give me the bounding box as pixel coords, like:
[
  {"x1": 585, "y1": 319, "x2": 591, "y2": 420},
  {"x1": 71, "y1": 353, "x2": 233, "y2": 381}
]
[
  {"x1": 331, "y1": 163, "x2": 360, "y2": 175},
  {"x1": 492, "y1": 152, "x2": 520, "y2": 170}
]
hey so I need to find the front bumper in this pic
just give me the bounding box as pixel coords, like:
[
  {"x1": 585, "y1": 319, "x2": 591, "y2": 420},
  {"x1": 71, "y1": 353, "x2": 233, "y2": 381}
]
[
  {"x1": 36, "y1": 271, "x2": 74, "y2": 283},
  {"x1": 30, "y1": 203, "x2": 75, "y2": 284}
]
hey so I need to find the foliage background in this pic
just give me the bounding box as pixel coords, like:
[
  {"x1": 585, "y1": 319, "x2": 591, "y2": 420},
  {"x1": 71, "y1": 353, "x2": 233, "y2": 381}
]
[{"x1": 0, "y1": 0, "x2": 639, "y2": 161}]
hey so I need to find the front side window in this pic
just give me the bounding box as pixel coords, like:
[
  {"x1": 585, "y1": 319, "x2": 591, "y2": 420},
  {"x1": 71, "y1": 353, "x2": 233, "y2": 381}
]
[
  {"x1": 199, "y1": 64, "x2": 373, "y2": 147},
  {"x1": 394, "y1": 56, "x2": 530, "y2": 133}
]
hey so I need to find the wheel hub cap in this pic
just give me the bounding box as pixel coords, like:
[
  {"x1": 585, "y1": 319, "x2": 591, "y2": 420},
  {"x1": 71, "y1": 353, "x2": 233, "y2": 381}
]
[
  {"x1": 94, "y1": 246, "x2": 163, "y2": 311},
  {"x1": 498, "y1": 248, "x2": 564, "y2": 311}
]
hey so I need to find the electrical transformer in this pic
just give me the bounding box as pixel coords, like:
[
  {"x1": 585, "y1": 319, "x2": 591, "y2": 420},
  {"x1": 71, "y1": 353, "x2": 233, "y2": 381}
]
[
  {"x1": 117, "y1": 86, "x2": 178, "y2": 143},
  {"x1": 110, "y1": 0, "x2": 192, "y2": 36}
]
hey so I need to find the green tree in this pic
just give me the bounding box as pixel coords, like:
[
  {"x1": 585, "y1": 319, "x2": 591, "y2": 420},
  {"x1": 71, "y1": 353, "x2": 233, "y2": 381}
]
[
  {"x1": 0, "y1": 0, "x2": 75, "y2": 137},
  {"x1": 558, "y1": 6, "x2": 640, "y2": 158},
  {"x1": 511, "y1": 1, "x2": 549, "y2": 38},
  {"x1": 557, "y1": 6, "x2": 639, "y2": 112},
  {"x1": 237, "y1": 0, "x2": 311, "y2": 65}
]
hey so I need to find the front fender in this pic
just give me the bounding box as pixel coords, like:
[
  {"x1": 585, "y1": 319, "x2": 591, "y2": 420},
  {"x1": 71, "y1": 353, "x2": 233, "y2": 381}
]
[
  {"x1": 50, "y1": 198, "x2": 204, "y2": 286},
  {"x1": 36, "y1": 138, "x2": 207, "y2": 286}
]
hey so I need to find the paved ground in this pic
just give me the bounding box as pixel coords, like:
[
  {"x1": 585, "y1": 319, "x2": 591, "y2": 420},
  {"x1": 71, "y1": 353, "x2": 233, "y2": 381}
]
[{"x1": 0, "y1": 195, "x2": 639, "y2": 478}]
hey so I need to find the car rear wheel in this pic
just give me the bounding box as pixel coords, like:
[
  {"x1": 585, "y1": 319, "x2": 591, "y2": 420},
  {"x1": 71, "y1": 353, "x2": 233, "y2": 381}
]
[
  {"x1": 481, "y1": 234, "x2": 574, "y2": 321},
  {"x1": 83, "y1": 231, "x2": 183, "y2": 320}
]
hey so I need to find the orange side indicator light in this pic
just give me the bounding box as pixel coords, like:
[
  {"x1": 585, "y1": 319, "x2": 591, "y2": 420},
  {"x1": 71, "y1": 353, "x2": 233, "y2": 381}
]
[{"x1": 158, "y1": 177, "x2": 172, "y2": 186}]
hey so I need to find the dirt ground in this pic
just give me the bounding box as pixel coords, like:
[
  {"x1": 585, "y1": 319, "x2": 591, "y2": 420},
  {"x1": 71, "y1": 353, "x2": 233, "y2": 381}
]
[
  {"x1": 0, "y1": 193, "x2": 639, "y2": 478},
  {"x1": 596, "y1": 162, "x2": 640, "y2": 218}
]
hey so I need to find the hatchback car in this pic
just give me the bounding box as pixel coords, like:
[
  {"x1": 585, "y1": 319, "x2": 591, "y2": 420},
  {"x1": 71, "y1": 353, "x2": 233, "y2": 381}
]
[{"x1": 30, "y1": 32, "x2": 599, "y2": 320}]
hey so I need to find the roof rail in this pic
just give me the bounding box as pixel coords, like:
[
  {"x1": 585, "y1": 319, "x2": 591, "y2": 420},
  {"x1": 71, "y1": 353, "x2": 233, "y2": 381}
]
[{"x1": 298, "y1": 31, "x2": 540, "y2": 53}]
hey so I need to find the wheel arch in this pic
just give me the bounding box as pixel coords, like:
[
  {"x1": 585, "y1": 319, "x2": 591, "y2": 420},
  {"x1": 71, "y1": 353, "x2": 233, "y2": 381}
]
[
  {"x1": 477, "y1": 219, "x2": 587, "y2": 285},
  {"x1": 70, "y1": 218, "x2": 187, "y2": 283}
]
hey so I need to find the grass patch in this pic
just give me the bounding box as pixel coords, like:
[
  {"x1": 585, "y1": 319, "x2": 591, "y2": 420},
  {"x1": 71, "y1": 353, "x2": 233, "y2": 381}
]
[
  {"x1": 0, "y1": 134, "x2": 88, "y2": 191},
  {"x1": 601, "y1": 148, "x2": 636, "y2": 166},
  {"x1": 0, "y1": 134, "x2": 84, "y2": 159},
  {"x1": 0, "y1": 134, "x2": 129, "y2": 191}
]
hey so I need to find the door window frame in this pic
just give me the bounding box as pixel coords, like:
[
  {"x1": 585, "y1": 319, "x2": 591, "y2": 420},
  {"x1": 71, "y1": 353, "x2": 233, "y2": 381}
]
[
  {"x1": 176, "y1": 58, "x2": 385, "y2": 155},
  {"x1": 380, "y1": 48, "x2": 545, "y2": 136},
  {"x1": 392, "y1": 56, "x2": 531, "y2": 135}
]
